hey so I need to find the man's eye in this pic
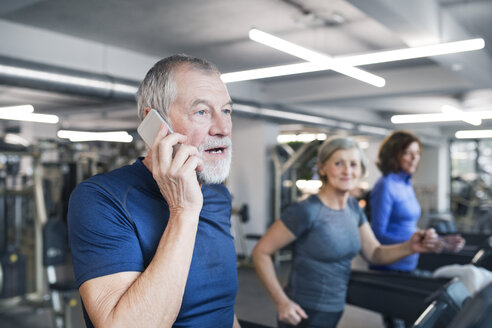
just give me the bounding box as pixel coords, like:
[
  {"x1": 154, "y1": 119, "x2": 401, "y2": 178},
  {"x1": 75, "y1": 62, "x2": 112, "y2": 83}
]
[
  {"x1": 197, "y1": 110, "x2": 206, "y2": 115},
  {"x1": 223, "y1": 108, "x2": 232, "y2": 115}
]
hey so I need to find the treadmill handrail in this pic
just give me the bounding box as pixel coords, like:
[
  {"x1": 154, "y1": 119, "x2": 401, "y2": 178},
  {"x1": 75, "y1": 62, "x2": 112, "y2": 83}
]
[
  {"x1": 350, "y1": 277, "x2": 434, "y2": 297},
  {"x1": 413, "y1": 300, "x2": 449, "y2": 328}
]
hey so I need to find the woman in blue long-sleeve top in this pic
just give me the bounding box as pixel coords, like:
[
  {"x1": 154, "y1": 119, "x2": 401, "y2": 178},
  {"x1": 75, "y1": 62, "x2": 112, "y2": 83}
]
[
  {"x1": 370, "y1": 130, "x2": 423, "y2": 272},
  {"x1": 370, "y1": 130, "x2": 464, "y2": 328},
  {"x1": 370, "y1": 131, "x2": 424, "y2": 328}
]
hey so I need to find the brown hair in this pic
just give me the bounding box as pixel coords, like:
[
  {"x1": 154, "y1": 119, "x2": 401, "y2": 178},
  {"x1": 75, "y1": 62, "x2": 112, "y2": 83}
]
[{"x1": 377, "y1": 130, "x2": 421, "y2": 175}]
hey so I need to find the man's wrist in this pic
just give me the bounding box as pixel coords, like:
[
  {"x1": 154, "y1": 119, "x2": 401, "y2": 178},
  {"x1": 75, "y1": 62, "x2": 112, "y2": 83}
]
[{"x1": 169, "y1": 207, "x2": 201, "y2": 220}]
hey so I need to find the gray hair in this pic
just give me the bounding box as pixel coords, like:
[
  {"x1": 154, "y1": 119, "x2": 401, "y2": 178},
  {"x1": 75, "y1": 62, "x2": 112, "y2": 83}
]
[
  {"x1": 136, "y1": 54, "x2": 220, "y2": 121},
  {"x1": 317, "y1": 136, "x2": 367, "y2": 183}
]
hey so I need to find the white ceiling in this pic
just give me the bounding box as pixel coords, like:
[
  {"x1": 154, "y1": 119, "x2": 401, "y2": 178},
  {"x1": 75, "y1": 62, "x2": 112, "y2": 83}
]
[{"x1": 0, "y1": 0, "x2": 491, "y2": 136}]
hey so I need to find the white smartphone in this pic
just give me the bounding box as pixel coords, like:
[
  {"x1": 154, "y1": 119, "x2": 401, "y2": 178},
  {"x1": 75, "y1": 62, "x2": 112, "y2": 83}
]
[{"x1": 138, "y1": 109, "x2": 180, "y2": 155}]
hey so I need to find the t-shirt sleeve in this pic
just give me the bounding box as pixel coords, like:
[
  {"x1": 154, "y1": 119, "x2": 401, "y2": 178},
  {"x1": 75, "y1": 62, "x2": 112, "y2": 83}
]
[
  {"x1": 280, "y1": 201, "x2": 315, "y2": 237},
  {"x1": 348, "y1": 197, "x2": 367, "y2": 227},
  {"x1": 68, "y1": 181, "x2": 144, "y2": 288},
  {"x1": 356, "y1": 200, "x2": 368, "y2": 227}
]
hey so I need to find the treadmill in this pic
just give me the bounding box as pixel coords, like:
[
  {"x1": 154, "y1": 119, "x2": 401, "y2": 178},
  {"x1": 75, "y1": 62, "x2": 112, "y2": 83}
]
[
  {"x1": 347, "y1": 270, "x2": 470, "y2": 328},
  {"x1": 418, "y1": 233, "x2": 492, "y2": 272},
  {"x1": 448, "y1": 281, "x2": 492, "y2": 328},
  {"x1": 238, "y1": 320, "x2": 273, "y2": 328}
]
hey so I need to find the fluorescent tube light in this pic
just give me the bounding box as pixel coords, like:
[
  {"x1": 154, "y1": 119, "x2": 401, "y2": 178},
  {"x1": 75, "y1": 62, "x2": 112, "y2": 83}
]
[
  {"x1": 4, "y1": 133, "x2": 31, "y2": 147},
  {"x1": 57, "y1": 130, "x2": 133, "y2": 143},
  {"x1": 455, "y1": 130, "x2": 492, "y2": 139},
  {"x1": 0, "y1": 104, "x2": 59, "y2": 124},
  {"x1": 0, "y1": 105, "x2": 34, "y2": 114},
  {"x1": 441, "y1": 105, "x2": 481, "y2": 126},
  {"x1": 392, "y1": 113, "x2": 467, "y2": 124},
  {"x1": 392, "y1": 110, "x2": 492, "y2": 124},
  {"x1": 277, "y1": 133, "x2": 327, "y2": 143},
  {"x1": 249, "y1": 29, "x2": 326, "y2": 63},
  {"x1": 248, "y1": 29, "x2": 385, "y2": 87},
  {"x1": 336, "y1": 38, "x2": 485, "y2": 66},
  {"x1": 222, "y1": 32, "x2": 484, "y2": 83},
  {"x1": 221, "y1": 62, "x2": 326, "y2": 83},
  {"x1": 296, "y1": 179, "x2": 322, "y2": 194}
]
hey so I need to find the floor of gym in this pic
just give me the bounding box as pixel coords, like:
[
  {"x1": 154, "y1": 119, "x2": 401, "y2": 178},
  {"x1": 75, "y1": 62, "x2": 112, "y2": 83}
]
[{"x1": 0, "y1": 256, "x2": 382, "y2": 328}]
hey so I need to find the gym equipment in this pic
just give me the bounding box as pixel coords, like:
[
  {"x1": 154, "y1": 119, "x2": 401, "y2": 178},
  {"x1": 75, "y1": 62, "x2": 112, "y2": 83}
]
[
  {"x1": 271, "y1": 140, "x2": 320, "y2": 264},
  {"x1": 232, "y1": 204, "x2": 261, "y2": 263},
  {"x1": 0, "y1": 250, "x2": 27, "y2": 298},
  {"x1": 0, "y1": 153, "x2": 34, "y2": 299},
  {"x1": 347, "y1": 270, "x2": 469, "y2": 328},
  {"x1": 272, "y1": 140, "x2": 320, "y2": 223},
  {"x1": 43, "y1": 219, "x2": 78, "y2": 328},
  {"x1": 238, "y1": 320, "x2": 274, "y2": 328},
  {"x1": 448, "y1": 281, "x2": 492, "y2": 328},
  {"x1": 418, "y1": 233, "x2": 492, "y2": 272}
]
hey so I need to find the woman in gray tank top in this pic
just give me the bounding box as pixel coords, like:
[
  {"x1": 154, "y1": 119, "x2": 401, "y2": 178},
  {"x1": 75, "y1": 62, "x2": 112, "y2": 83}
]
[{"x1": 252, "y1": 136, "x2": 443, "y2": 328}]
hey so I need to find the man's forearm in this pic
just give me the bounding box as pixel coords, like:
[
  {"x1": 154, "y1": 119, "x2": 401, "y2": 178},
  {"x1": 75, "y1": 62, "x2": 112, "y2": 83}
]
[{"x1": 93, "y1": 213, "x2": 199, "y2": 327}]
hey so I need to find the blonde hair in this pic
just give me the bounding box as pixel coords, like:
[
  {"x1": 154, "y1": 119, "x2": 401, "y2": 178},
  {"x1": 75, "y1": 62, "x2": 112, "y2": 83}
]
[{"x1": 317, "y1": 136, "x2": 367, "y2": 183}]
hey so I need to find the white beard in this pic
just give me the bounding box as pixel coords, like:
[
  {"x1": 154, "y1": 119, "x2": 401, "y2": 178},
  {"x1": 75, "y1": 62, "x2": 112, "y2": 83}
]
[{"x1": 196, "y1": 137, "x2": 232, "y2": 185}]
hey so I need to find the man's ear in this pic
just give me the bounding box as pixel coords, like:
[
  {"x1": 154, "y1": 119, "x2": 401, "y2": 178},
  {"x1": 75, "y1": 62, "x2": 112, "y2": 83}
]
[{"x1": 143, "y1": 107, "x2": 151, "y2": 117}]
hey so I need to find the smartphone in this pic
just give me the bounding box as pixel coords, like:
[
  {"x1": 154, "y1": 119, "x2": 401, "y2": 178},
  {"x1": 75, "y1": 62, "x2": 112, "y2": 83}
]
[{"x1": 137, "y1": 109, "x2": 180, "y2": 155}]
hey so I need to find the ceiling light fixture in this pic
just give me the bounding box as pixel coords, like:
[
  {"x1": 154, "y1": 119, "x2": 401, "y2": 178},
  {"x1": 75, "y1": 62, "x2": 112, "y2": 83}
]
[
  {"x1": 391, "y1": 109, "x2": 492, "y2": 125},
  {"x1": 0, "y1": 104, "x2": 59, "y2": 124},
  {"x1": 221, "y1": 30, "x2": 484, "y2": 84},
  {"x1": 0, "y1": 104, "x2": 35, "y2": 114},
  {"x1": 277, "y1": 133, "x2": 327, "y2": 143},
  {"x1": 248, "y1": 29, "x2": 385, "y2": 87},
  {"x1": 336, "y1": 38, "x2": 485, "y2": 66},
  {"x1": 221, "y1": 62, "x2": 326, "y2": 83},
  {"x1": 4, "y1": 133, "x2": 31, "y2": 147},
  {"x1": 57, "y1": 130, "x2": 133, "y2": 143},
  {"x1": 455, "y1": 130, "x2": 492, "y2": 139},
  {"x1": 441, "y1": 105, "x2": 481, "y2": 126}
]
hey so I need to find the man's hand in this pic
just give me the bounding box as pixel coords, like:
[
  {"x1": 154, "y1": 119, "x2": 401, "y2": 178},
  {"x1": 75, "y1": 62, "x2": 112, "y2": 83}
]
[
  {"x1": 409, "y1": 228, "x2": 441, "y2": 253},
  {"x1": 277, "y1": 298, "x2": 308, "y2": 326},
  {"x1": 150, "y1": 124, "x2": 204, "y2": 217}
]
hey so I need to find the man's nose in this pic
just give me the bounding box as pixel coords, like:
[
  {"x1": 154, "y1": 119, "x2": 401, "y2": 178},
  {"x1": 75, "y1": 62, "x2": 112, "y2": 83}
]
[{"x1": 210, "y1": 114, "x2": 231, "y2": 136}]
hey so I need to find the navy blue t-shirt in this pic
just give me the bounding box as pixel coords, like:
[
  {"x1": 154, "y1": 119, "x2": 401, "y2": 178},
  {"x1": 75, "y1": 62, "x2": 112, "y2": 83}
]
[{"x1": 68, "y1": 158, "x2": 238, "y2": 327}]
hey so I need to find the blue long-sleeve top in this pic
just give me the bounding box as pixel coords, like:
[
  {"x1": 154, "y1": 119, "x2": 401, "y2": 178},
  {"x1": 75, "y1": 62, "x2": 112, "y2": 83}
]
[{"x1": 369, "y1": 171, "x2": 421, "y2": 272}]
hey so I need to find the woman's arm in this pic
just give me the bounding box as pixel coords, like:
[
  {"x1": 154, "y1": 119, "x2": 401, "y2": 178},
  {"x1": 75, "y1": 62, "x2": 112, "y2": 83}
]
[
  {"x1": 359, "y1": 222, "x2": 440, "y2": 265},
  {"x1": 252, "y1": 220, "x2": 308, "y2": 325}
]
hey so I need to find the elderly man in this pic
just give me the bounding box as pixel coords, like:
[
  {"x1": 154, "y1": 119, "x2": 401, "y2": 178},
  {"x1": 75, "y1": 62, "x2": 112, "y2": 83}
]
[{"x1": 68, "y1": 54, "x2": 240, "y2": 327}]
